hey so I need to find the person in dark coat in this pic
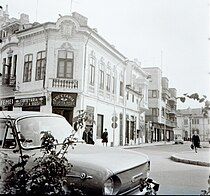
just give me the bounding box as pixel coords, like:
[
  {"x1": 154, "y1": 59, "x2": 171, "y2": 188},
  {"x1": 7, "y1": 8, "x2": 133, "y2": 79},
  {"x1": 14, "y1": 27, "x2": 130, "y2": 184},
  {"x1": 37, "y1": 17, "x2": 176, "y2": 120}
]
[
  {"x1": 192, "y1": 131, "x2": 200, "y2": 153},
  {"x1": 82, "y1": 128, "x2": 95, "y2": 145},
  {"x1": 87, "y1": 128, "x2": 95, "y2": 145},
  {"x1": 101, "y1": 128, "x2": 108, "y2": 147},
  {"x1": 82, "y1": 128, "x2": 89, "y2": 144}
]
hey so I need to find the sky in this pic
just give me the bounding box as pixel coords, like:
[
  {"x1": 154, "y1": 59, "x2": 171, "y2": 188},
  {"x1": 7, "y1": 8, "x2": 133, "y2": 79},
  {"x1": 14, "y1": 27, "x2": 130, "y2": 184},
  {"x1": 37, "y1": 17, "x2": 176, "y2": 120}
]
[{"x1": 1, "y1": 0, "x2": 210, "y2": 109}]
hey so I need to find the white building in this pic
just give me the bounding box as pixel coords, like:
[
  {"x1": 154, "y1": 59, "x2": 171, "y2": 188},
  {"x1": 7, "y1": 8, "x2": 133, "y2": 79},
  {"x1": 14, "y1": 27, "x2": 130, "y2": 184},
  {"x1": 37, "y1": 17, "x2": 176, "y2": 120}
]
[
  {"x1": 176, "y1": 108, "x2": 210, "y2": 141},
  {"x1": 142, "y1": 67, "x2": 177, "y2": 142},
  {"x1": 0, "y1": 7, "x2": 149, "y2": 146}
]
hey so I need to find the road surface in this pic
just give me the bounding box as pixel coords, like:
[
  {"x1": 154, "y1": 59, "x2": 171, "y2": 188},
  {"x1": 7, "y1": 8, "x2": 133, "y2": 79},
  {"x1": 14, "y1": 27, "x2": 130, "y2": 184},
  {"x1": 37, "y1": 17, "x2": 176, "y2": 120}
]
[{"x1": 129, "y1": 143, "x2": 209, "y2": 195}]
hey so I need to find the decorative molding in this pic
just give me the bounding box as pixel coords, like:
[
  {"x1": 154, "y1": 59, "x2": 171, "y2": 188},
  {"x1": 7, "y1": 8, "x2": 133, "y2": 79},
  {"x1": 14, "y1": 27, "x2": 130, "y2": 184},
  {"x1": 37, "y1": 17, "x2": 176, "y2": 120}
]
[
  {"x1": 60, "y1": 42, "x2": 74, "y2": 50},
  {"x1": 60, "y1": 20, "x2": 75, "y2": 40}
]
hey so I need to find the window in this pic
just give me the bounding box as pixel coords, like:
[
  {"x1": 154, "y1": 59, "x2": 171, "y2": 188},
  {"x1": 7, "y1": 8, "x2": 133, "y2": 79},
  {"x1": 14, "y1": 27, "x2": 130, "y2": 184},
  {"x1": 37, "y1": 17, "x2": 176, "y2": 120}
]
[
  {"x1": 99, "y1": 70, "x2": 104, "y2": 89},
  {"x1": 36, "y1": 51, "x2": 46, "y2": 80},
  {"x1": 120, "y1": 81, "x2": 124, "y2": 96},
  {"x1": 23, "y1": 54, "x2": 33, "y2": 82},
  {"x1": 106, "y1": 74, "x2": 111, "y2": 91},
  {"x1": 196, "y1": 119, "x2": 199, "y2": 124},
  {"x1": 161, "y1": 107, "x2": 165, "y2": 117},
  {"x1": 184, "y1": 119, "x2": 188, "y2": 125},
  {"x1": 112, "y1": 76, "x2": 115, "y2": 94},
  {"x1": 89, "y1": 57, "x2": 95, "y2": 85},
  {"x1": 57, "y1": 50, "x2": 73, "y2": 78},
  {"x1": 127, "y1": 92, "x2": 129, "y2": 100},
  {"x1": 13, "y1": 55, "x2": 17, "y2": 76},
  {"x1": 132, "y1": 94, "x2": 134, "y2": 102},
  {"x1": 152, "y1": 108, "x2": 159, "y2": 117},
  {"x1": 152, "y1": 90, "x2": 158, "y2": 98}
]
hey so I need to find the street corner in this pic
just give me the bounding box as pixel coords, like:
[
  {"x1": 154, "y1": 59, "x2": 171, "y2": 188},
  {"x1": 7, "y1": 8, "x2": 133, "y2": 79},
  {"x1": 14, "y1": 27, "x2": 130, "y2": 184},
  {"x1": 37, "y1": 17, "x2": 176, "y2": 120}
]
[{"x1": 170, "y1": 150, "x2": 210, "y2": 167}]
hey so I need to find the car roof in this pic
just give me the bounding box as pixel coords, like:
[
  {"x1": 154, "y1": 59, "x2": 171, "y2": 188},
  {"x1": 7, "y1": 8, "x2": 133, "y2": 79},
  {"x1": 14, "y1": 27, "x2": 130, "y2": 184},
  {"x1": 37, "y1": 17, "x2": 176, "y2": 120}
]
[{"x1": 0, "y1": 111, "x2": 62, "y2": 120}]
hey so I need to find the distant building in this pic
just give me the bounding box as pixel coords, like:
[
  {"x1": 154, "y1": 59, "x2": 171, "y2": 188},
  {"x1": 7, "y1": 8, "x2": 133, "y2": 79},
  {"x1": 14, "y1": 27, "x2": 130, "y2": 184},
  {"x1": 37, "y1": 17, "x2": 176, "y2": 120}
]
[
  {"x1": 176, "y1": 108, "x2": 210, "y2": 141},
  {"x1": 142, "y1": 67, "x2": 177, "y2": 142},
  {"x1": 0, "y1": 6, "x2": 149, "y2": 146}
]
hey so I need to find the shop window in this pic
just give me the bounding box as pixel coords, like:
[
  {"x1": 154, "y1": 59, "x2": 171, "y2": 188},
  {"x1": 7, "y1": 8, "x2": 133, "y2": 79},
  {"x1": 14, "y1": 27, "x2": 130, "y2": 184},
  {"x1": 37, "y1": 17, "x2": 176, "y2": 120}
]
[
  {"x1": 36, "y1": 51, "x2": 46, "y2": 80},
  {"x1": 23, "y1": 54, "x2": 33, "y2": 82}
]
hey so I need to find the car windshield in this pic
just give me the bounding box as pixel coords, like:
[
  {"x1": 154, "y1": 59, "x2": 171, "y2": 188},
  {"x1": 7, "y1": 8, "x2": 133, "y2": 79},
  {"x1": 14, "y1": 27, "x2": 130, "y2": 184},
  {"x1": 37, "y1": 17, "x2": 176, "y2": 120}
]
[{"x1": 17, "y1": 116, "x2": 75, "y2": 148}]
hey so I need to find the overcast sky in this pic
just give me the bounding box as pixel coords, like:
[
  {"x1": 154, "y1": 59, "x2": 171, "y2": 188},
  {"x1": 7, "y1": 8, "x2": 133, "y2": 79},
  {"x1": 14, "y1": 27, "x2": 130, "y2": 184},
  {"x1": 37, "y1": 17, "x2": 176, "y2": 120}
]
[{"x1": 2, "y1": 0, "x2": 210, "y2": 109}]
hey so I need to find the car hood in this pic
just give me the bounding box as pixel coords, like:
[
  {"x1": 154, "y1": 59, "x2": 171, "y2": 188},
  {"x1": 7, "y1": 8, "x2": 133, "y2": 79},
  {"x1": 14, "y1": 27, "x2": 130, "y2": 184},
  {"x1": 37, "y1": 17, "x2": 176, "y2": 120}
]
[{"x1": 66, "y1": 143, "x2": 149, "y2": 174}]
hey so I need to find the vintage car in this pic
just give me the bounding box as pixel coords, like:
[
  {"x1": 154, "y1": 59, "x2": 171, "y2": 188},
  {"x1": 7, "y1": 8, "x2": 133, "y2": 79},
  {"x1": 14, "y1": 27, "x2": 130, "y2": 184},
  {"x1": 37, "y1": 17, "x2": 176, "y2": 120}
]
[{"x1": 0, "y1": 111, "x2": 159, "y2": 195}]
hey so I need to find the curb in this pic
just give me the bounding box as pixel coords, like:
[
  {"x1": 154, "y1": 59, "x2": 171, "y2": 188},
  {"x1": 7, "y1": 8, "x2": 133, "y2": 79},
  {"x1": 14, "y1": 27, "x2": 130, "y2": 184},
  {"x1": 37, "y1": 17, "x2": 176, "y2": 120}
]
[
  {"x1": 170, "y1": 155, "x2": 210, "y2": 167},
  {"x1": 121, "y1": 143, "x2": 173, "y2": 150}
]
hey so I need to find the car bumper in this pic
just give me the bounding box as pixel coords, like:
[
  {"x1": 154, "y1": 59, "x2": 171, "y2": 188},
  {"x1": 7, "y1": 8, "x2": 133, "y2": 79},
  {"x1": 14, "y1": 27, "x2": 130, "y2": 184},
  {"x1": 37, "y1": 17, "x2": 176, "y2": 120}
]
[{"x1": 121, "y1": 178, "x2": 159, "y2": 195}]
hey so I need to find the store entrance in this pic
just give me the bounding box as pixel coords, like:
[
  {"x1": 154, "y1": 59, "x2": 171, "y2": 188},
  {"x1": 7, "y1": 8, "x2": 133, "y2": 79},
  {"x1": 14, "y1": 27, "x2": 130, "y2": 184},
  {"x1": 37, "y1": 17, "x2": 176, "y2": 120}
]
[{"x1": 52, "y1": 107, "x2": 73, "y2": 125}]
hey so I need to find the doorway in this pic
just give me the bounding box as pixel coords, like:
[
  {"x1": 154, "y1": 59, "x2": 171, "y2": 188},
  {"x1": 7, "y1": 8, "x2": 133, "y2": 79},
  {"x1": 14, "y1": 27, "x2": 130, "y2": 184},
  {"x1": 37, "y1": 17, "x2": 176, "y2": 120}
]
[{"x1": 52, "y1": 107, "x2": 73, "y2": 125}]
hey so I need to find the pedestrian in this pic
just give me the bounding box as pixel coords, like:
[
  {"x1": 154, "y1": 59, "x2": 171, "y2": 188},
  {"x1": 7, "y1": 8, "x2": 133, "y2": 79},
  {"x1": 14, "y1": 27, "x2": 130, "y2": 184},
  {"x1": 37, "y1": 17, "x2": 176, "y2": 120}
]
[
  {"x1": 88, "y1": 128, "x2": 95, "y2": 145},
  {"x1": 101, "y1": 128, "x2": 108, "y2": 147},
  {"x1": 82, "y1": 128, "x2": 89, "y2": 144},
  {"x1": 192, "y1": 131, "x2": 200, "y2": 153}
]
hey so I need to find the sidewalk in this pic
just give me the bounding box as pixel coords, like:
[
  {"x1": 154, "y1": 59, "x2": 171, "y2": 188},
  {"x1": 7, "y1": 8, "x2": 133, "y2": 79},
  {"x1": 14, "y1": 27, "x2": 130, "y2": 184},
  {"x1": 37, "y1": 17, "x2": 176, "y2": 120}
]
[
  {"x1": 171, "y1": 148, "x2": 210, "y2": 167},
  {"x1": 119, "y1": 141, "x2": 174, "y2": 149}
]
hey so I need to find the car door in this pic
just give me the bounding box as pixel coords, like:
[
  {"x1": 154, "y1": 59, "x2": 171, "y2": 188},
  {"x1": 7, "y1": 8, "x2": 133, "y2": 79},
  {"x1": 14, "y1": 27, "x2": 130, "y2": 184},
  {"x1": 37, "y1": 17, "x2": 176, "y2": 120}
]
[{"x1": 0, "y1": 119, "x2": 21, "y2": 193}]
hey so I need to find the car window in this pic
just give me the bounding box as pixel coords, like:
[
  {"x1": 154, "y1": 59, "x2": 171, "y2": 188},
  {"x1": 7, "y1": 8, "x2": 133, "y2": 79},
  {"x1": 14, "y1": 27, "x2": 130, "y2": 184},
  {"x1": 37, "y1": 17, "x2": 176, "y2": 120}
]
[
  {"x1": 0, "y1": 119, "x2": 6, "y2": 147},
  {"x1": 17, "y1": 116, "x2": 74, "y2": 148},
  {"x1": 0, "y1": 120, "x2": 16, "y2": 149}
]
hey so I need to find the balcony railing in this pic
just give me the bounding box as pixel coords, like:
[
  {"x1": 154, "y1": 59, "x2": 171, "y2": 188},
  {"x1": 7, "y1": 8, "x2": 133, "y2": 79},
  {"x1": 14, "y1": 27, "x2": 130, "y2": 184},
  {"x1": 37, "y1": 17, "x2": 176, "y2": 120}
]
[
  {"x1": 1, "y1": 74, "x2": 16, "y2": 87},
  {"x1": 50, "y1": 78, "x2": 78, "y2": 90}
]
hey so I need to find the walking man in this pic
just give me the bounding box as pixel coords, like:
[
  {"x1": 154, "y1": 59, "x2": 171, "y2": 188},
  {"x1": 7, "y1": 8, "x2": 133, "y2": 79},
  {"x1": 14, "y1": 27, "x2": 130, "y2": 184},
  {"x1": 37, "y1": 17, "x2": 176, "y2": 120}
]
[{"x1": 192, "y1": 131, "x2": 200, "y2": 153}]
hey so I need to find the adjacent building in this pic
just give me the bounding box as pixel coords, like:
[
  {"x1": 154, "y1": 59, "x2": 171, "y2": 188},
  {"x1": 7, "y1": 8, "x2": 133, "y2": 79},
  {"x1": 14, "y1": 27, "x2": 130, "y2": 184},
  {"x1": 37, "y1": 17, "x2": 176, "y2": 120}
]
[
  {"x1": 176, "y1": 108, "x2": 210, "y2": 141},
  {"x1": 0, "y1": 6, "x2": 149, "y2": 146},
  {"x1": 142, "y1": 67, "x2": 177, "y2": 142}
]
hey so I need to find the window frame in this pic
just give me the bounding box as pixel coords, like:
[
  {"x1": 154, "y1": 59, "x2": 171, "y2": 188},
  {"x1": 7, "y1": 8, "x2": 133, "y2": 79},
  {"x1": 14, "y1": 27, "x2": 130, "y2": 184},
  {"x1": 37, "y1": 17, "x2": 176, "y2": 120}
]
[
  {"x1": 23, "y1": 54, "x2": 33, "y2": 82},
  {"x1": 89, "y1": 56, "x2": 95, "y2": 86},
  {"x1": 57, "y1": 50, "x2": 74, "y2": 79},
  {"x1": 35, "y1": 51, "x2": 46, "y2": 81}
]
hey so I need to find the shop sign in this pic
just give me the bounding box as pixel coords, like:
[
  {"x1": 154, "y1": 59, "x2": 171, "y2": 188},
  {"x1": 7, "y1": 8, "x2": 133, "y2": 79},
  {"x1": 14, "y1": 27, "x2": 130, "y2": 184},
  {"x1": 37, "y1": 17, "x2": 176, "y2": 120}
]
[
  {"x1": 52, "y1": 92, "x2": 77, "y2": 107},
  {"x1": 14, "y1": 96, "x2": 46, "y2": 107},
  {"x1": 0, "y1": 97, "x2": 14, "y2": 107}
]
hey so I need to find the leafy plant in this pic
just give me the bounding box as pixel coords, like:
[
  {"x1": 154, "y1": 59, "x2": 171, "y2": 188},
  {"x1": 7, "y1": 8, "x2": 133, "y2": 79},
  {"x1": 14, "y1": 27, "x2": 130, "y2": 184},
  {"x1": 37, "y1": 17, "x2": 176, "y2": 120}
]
[
  {"x1": 177, "y1": 93, "x2": 209, "y2": 117},
  {"x1": 3, "y1": 131, "x2": 84, "y2": 195}
]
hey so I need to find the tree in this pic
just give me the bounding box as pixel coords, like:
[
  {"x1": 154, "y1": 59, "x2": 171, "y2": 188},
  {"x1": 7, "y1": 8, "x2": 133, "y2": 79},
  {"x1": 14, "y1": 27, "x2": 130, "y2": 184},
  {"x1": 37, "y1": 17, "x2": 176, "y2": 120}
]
[{"x1": 177, "y1": 93, "x2": 209, "y2": 117}]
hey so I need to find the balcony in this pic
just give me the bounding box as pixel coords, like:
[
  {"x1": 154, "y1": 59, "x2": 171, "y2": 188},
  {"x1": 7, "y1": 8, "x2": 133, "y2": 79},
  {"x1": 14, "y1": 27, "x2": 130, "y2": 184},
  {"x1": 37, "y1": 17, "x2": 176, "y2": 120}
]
[
  {"x1": 1, "y1": 74, "x2": 16, "y2": 87},
  {"x1": 166, "y1": 119, "x2": 177, "y2": 128},
  {"x1": 48, "y1": 78, "x2": 79, "y2": 92},
  {"x1": 169, "y1": 108, "x2": 176, "y2": 115}
]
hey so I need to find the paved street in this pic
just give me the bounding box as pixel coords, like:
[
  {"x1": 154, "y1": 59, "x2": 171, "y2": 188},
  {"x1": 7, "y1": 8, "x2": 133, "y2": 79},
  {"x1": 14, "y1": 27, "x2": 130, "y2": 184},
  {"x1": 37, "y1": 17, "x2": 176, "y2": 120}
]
[{"x1": 129, "y1": 143, "x2": 210, "y2": 195}]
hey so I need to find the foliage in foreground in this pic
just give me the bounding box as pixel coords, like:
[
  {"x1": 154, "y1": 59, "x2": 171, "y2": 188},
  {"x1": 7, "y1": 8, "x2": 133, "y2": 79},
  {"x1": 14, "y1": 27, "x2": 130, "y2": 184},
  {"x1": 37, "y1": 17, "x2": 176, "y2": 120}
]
[{"x1": 3, "y1": 131, "x2": 84, "y2": 195}]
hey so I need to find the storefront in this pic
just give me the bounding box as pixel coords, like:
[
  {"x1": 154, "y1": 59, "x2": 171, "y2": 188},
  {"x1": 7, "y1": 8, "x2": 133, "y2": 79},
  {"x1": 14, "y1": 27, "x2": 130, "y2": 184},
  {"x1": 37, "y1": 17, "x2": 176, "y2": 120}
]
[
  {"x1": 14, "y1": 96, "x2": 46, "y2": 111},
  {"x1": 0, "y1": 97, "x2": 14, "y2": 111},
  {"x1": 51, "y1": 92, "x2": 77, "y2": 125}
]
